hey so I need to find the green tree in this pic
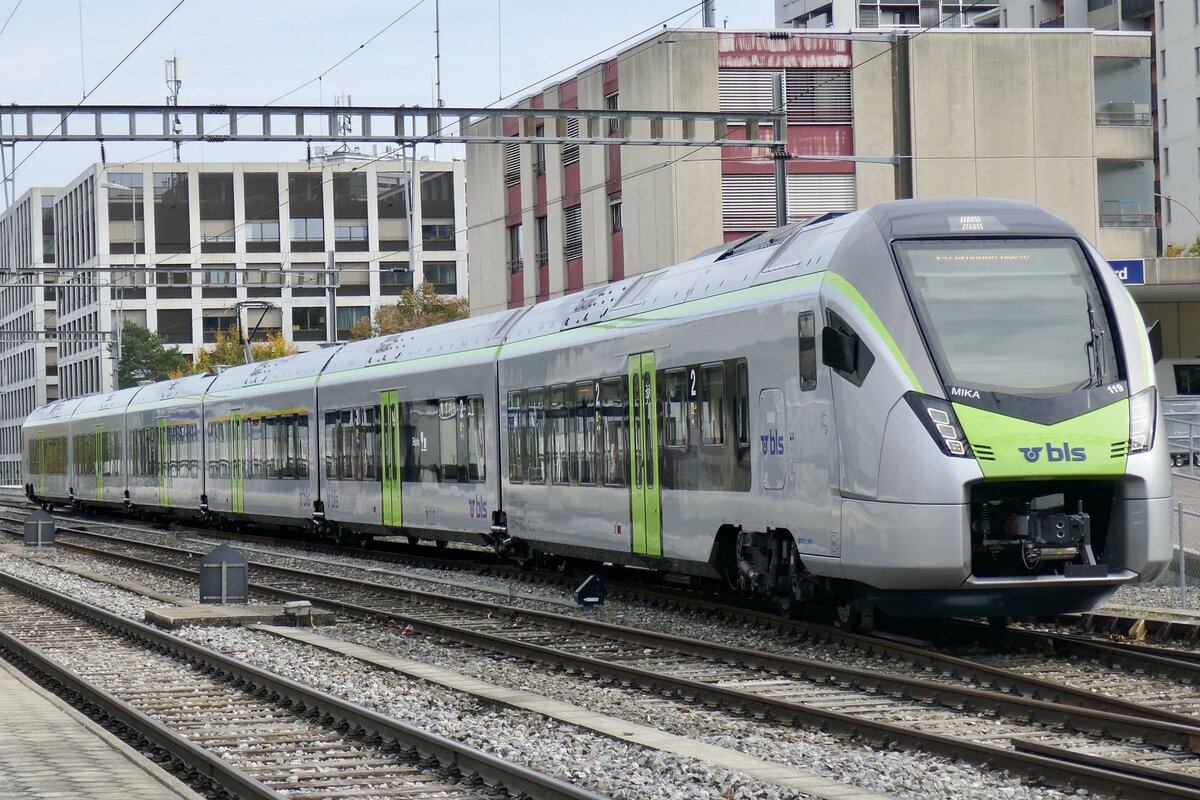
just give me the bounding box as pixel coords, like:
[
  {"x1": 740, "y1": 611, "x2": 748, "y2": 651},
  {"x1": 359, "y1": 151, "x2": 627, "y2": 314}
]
[
  {"x1": 171, "y1": 326, "x2": 299, "y2": 377},
  {"x1": 112, "y1": 320, "x2": 189, "y2": 388},
  {"x1": 1165, "y1": 234, "x2": 1200, "y2": 258},
  {"x1": 350, "y1": 282, "x2": 470, "y2": 340}
]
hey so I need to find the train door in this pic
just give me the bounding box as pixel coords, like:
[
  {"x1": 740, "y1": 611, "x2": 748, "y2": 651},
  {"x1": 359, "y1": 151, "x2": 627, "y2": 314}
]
[
  {"x1": 627, "y1": 352, "x2": 662, "y2": 557},
  {"x1": 795, "y1": 309, "x2": 840, "y2": 557},
  {"x1": 230, "y1": 410, "x2": 245, "y2": 513},
  {"x1": 94, "y1": 425, "x2": 104, "y2": 500},
  {"x1": 380, "y1": 390, "x2": 403, "y2": 527},
  {"x1": 156, "y1": 418, "x2": 169, "y2": 507}
]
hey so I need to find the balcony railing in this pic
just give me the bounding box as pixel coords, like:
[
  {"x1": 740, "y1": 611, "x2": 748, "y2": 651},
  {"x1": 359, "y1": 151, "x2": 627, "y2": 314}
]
[
  {"x1": 1096, "y1": 102, "x2": 1151, "y2": 126},
  {"x1": 1039, "y1": 15, "x2": 1065, "y2": 27},
  {"x1": 507, "y1": 259, "x2": 523, "y2": 274},
  {"x1": 1100, "y1": 199, "x2": 1154, "y2": 227}
]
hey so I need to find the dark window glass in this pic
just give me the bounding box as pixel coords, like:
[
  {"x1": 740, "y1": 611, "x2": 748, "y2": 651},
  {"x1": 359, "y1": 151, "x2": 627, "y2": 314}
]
[
  {"x1": 422, "y1": 223, "x2": 456, "y2": 250},
  {"x1": 799, "y1": 312, "x2": 817, "y2": 391},
  {"x1": 380, "y1": 263, "x2": 414, "y2": 292},
  {"x1": 735, "y1": 360, "x2": 749, "y2": 448},
  {"x1": 199, "y1": 173, "x2": 234, "y2": 220},
  {"x1": 202, "y1": 314, "x2": 237, "y2": 342},
  {"x1": 526, "y1": 388, "x2": 545, "y2": 484},
  {"x1": 377, "y1": 172, "x2": 408, "y2": 219},
  {"x1": 507, "y1": 391, "x2": 524, "y2": 482},
  {"x1": 701, "y1": 364, "x2": 726, "y2": 446},
  {"x1": 1174, "y1": 364, "x2": 1200, "y2": 395},
  {"x1": 333, "y1": 172, "x2": 368, "y2": 219},
  {"x1": 549, "y1": 385, "x2": 570, "y2": 484},
  {"x1": 244, "y1": 172, "x2": 280, "y2": 218},
  {"x1": 156, "y1": 308, "x2": 191, "y2": 343},
  {"x1": 405, "y1": 399, "x2": 440, "y2": 482},
  {"x1": 663, "y1": 370, "x2": 687, "y2": 447},
  {"x1": 293, "y1": 307, "x2": 325, "y2": 331},
  {"x1": 420, "y1": 170, "x2": 454, "y2": 217},
  {"x1": 601, "y1": 378, "x2": 627, "y2": 486},
  {"x1": 153, "y1": 172, "x2": 189, "y2": 253},
  {"x1": 336, "y1": 306, "x2": 369, "y2": 338},
  {"x1": 106, "y1": 173, "x2": 143, "y2": 221},
  {"x1": 467, "y1": 396, "x2": 485, "y2": 482},
  {"x1": 423, "y1": 261, "x2": 457, "y2": 294}
]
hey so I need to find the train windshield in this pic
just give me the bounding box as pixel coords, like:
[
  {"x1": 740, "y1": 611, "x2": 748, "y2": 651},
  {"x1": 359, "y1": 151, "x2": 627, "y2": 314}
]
[{"x1": 893, "y1": 238, "x2": 1120, "y2": 395}]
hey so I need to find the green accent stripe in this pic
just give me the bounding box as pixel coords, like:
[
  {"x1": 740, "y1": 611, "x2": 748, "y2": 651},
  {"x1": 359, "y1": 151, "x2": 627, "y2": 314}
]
[{"x1": 824, "y1": 272, "x2": 923, "y2": 393}]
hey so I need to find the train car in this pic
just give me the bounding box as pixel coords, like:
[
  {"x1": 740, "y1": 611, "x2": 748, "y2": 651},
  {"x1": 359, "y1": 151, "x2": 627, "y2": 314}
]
[
  {"x1": 20, "y1": 198, "x2": 1172, "y2": 622},
  {"x1": 123, "y1": 373, "x2": 216, "y2": 517},
  {"x1": 23, "y1": 397, "x2": 84, "y2": 507},
  {"x1": 201, "y1": 350, "x2": 330, "y2": 527},
  {"x1": 314, "y1": 311, "x2": 518, "y2": 545},
  {"x1": 67, "y1": 387, "x2": 142, "y2": 512}
]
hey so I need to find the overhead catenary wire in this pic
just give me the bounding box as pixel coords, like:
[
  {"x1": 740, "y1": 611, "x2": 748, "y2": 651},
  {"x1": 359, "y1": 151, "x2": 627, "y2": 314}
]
[{"x1": 0, "y1": 0, "x2": 22, "y2": 40}]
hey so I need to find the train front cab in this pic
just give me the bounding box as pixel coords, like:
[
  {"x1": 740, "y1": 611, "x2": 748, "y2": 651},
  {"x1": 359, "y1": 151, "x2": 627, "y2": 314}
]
[{"x1": 820, "y1": 199, "x2": 1173, "y2": 619}]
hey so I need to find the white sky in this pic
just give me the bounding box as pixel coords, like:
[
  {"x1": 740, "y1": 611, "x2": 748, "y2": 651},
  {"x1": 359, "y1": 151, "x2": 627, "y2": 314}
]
[{"x1": 0, "y1": 0, "x2": 773, "y2": 197}]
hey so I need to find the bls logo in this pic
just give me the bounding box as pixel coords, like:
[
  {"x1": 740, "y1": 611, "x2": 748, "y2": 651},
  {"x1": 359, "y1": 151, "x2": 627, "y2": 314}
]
[
  {"x1": 760, "y1": 429, "x2": 785, "y2": 456},
  {"x1": 468, "y1": 496, "x2": 488, "y2": 519},
  {"x1": 1018, "y1": 442, "x2": 1087, "y2": 463}
]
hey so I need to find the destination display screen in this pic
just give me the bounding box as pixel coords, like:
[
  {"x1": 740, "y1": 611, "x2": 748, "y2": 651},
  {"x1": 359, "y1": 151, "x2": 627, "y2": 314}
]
[{"x1": 893, "y1": 239, "x2": 1120, "y2": 395}]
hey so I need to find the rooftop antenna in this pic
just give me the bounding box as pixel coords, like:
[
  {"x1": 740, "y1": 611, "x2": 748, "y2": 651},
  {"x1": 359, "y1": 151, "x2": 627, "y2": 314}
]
[
  {"x1": 334, "y1": 93, "x2": 352, "y2": 154},
  {"x1": 435, "y1": 0, "x2": 444, "y2": 108},
  {"x1": 165, "y1": 54, "x2": 182, "y2": 162}
]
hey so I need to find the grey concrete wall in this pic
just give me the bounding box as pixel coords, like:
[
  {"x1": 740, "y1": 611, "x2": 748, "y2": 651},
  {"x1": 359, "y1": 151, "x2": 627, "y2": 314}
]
[{"x1": 851, "y1": 39, "x2": 898, "y2": 209}]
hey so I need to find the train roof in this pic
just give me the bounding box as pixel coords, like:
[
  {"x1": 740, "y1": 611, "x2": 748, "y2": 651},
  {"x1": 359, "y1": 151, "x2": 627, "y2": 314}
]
[
  {"x1": 864, "y1": 197, "x2": 1076, "y2": 239},
  {"x1": 205, "y1": 347, "x2": 338, "y2": 394},
  {"x1": 71, "y1": 385, "x2": 145, "y2": 419},
  {"x1": 23, "y1": 396, "x2": 84, "y2": 425},
  {"x1": 125, "y1": 372, "x2": 218, "y2": 408},
  {"x1": 320, "y1": 309, "x2": 525, "y2": 375}
]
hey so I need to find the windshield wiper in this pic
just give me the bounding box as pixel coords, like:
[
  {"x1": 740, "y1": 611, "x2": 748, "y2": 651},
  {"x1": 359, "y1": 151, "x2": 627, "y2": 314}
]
[{"x1": 1084, "y1": 295, "x2": 1105, "y2": 389}]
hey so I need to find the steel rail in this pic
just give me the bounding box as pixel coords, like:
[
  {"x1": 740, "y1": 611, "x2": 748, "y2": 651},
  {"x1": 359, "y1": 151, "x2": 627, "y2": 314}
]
[
  {"x1": 0, "y1": 570, "x2": 607, "y2": 800},
  {"x1": 26, "y1": 528, "x2": 1200, "y2": 800}
]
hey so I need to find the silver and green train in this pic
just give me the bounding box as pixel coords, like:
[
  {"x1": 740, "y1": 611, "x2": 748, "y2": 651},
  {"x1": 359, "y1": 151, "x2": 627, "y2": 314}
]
[{"x1": 22, "y1": 198, "x2": 1172, "y2": 620}]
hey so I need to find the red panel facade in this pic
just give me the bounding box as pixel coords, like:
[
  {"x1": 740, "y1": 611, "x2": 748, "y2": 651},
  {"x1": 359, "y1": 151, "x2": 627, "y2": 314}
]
[
  {"x1": 509, "y1": 270, "x2": 524, "y2": 309},
  {"x1": 717, "y1": 32, "x2": 851, "y2": 69},
  {"x1": 566, "y1": 259, "x2": 583, "y2": 292},
  {"x1": 610, "y1": 230, "x2": 624, "y2": 281}
]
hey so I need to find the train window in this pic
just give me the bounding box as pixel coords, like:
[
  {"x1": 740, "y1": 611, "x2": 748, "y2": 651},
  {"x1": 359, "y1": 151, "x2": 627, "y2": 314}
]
[
  {"x1": 263, "y1": 417, "x2": 278, "y2": 478},
  {"x1": 601, "y1": 377, "x2": 627, "y2": 487},
  {"x1": 406, "y1": 400, "x2": 440, "y2": 483},
  {"x1": 296, "y1": 415, "x2": 310, "y2": 479},
  {"x1": 549, "y1": 386, "x2": 570, "y2": 485},
  {"x1": 439, "y1": 399, "x2": 459, "y2": 482},
  {"x1": 700, "y1": 364, "x2": 726, "y2": 447},
  {"x1": 798, "y1": 312, "x2": 817, "y2": 391},
  {"x1": 357, "y1": 408, "x2": 378, "y2": 482},
  {"x1": 338, "y1": 410, "x2": 354, "y2": 480},
  {"x1": 467, "y1": 396, "x2": 485, "y2": 482},
  {"x1": 735, "y1": 361, "x2": 750, "y2": 449},
  {"x1": 324, "y1": 411, "x2": 338, "y2": 479},
  {"x1": 527, "y1": 388, "x2": 546, "y2": 484},
  {"x1": 507, "y1": 391, "x2": 524, "y2": 483},
  {"x1": 663, "y1": 370, "x2": 688, "y2": 448},
  {"x1": 574, "y1": 382, "x2": 595, "y2": 485}
]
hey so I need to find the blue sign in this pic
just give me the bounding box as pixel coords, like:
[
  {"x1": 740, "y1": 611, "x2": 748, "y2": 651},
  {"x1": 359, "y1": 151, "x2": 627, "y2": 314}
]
[{"x1": 1109, "y1": 259, "x2": 1145, "y2": 285}]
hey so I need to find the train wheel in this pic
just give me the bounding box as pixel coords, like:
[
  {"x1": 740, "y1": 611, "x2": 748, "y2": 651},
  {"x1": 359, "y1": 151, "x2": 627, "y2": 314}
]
[
  {"x1": 834, "y1": 599, "x2": 874, "y2": 632},
  {"x1": 775, "y1": 595, "x2": 801, "y2": 619},
  {"x1": 406, "y1": 535, "x2": 419, "y2": 546}
]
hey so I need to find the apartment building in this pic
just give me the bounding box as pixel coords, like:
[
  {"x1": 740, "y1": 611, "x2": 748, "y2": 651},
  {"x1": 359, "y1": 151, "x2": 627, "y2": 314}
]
[
  {"x1": 464, "y1": 28, "x2": 1153, "y2": 316},
  {"x1": 0, "y1": 155, "x2": 466, "y2": 483},
  {"x1": 776, "y1": 0, "x2": 1000, "y2": 28}
]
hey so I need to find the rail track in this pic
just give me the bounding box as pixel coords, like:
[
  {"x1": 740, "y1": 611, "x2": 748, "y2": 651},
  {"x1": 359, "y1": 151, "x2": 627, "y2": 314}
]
[
  {"x1": 0, "y1": 568, "x2": 604, "y2": 800},
  {"x1": 8, "y1": 519, "x2": 1200, "y2": 799}
]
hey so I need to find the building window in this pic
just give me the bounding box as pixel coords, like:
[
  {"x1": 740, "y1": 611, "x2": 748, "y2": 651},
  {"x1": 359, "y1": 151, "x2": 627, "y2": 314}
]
[
  {"x1": 1165, "y1": 147, "x2": 1171, "y2": 174},
  {"x1": 420, "y1": 171, "x2": 454, "y2": 217},
  {"x1": 293, "y1": 307, "x2": 326, "y2": 331},
  {"x1": 332, "y1": 172, "x2": 368, "y2": 219},
  {"x1": 563, "y1": 205, "x2": 583, "y2": 261},
  {"x1": 605, "y1": 92, "x2": 619, "y2": 135},
  {"x1": 1195, "y1": 46, "x2": 1199, "y2": 74},
  {"x1": 1163, "y1": 98, "x2": 1168, "y2": 127},
  {"x1": 199, "y1": 173, "x2": 234, "y2": 220},
  {"x1": 334, "y1": 224, "x2": 368, "y2": 251},
  {"x1": 380, "y1": 263, "x2": 414, "y2": 293},
  {"x1": 533, "y1": 124, "x2": 546, "y2": 175},
  {"x1": 609, "y1": 193, "x2": 622, "y2": 233},
  {"x1": 289, "y1": 172, "x2": 324, "y2": 251},
  {"x1": 424, "y1": 261, "x2": 457, "y2": 294},
  {"x1": 202, "y1": 314, "x2": 237, "y2": 342},
  {"x1": 507, "y1": 224, "x2": 523, "y2": 272},
  {"x1": 422, "y1": 223, "x2": 455, "y2": 251},
  {"x1": 562, "y1": 118, "x2": 580, "y2": 165},
  {"x1": 535, "y1": 216, "x2": 548, "y2": 267},
  {"x1": 504, "y1": 137, "x2": 521, "y2": 186},
  {"x1": 336, "y1": 306, "x2": 369, "y2": 338},
  {"x1": 153, "y1": 171, "x2": 189, "y2": 253},
  {"x1": 156, "y1": 309, "x2": 191, "y2": 344},
  {"x1": 1161, "y1": 50, "x2": 1167, "y2": 78}
]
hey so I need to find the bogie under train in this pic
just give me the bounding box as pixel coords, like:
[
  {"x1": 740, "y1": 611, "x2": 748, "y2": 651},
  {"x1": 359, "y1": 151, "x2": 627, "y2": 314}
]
[{"x1": 23, "y1": 199, "x2": 1172, "y2": 620}]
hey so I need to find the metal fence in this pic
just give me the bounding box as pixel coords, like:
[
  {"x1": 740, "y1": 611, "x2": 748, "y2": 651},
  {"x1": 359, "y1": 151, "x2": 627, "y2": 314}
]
[{"x1": 1160, "y1": 404, "x2": 1200, "y2": 608}]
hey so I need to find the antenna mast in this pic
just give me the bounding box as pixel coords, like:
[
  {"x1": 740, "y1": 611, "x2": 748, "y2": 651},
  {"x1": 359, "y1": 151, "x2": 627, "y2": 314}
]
[
  {"x1": 435, "y1": 0, "x2": 444, "y2": 108},
  {"x1": 165, "y1": 54, "x2": 182, "y2": 162}
]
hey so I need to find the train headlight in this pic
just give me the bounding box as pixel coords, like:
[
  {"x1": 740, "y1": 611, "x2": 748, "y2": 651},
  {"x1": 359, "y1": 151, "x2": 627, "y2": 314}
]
[
  {"x1": 1128, "y1": 386, "x2": 1157, "y2": 454},
  {"x1": 904, "y1": 392, "x2": 973, "y2": 459}
]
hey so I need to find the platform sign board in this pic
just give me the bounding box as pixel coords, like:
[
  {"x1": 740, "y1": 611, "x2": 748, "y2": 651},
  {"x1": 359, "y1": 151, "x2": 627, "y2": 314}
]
[{"x1": 1109, "y1": 259, "x2": 1145, "y2": 285}]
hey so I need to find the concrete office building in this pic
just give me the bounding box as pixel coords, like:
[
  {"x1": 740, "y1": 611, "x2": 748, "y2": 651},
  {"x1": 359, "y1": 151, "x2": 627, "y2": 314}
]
[
  {"x1": 0, "y1": 188, "x2": 59, "y2": 485},
  {"x1": 465, "y1": 27, "x2": 1153, "y2": 317},
  {"x1": 776, "y1": 0, "x2": 1000, "y2": 28},
  {"x1": 0, "y1": 155, "x2": 467, "y2": 482}
]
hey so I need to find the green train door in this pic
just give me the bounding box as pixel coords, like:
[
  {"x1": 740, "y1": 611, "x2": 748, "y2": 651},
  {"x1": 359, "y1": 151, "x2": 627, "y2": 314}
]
[
  {"x1": 94, "y1": 425, "x2": 104, "y2": 500},
  {"x1": 157, "y1": 418, "x2": 169, "y2": 507},
  {"x1": 628, "y1": 352, "x2": 662, "y2": 557},
  {"x1": 380, "y1": 390, "x2": 403, "y2": 527},
  {"x1": 230, "y1": 410, "x2": 245, "y2": 513}
]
